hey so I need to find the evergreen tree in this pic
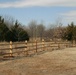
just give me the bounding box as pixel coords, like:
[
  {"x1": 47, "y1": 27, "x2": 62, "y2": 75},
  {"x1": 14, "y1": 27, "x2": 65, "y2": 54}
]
[
  {"x1": 0, "y1": 16, "x2": 29, "y2": 42},
  {"x1": 0, "y1": 17, "x2": 10, "y2": 41},
  {"x1": 63, "y1": 22, "x2": 76, "y2": 42},
  {"x1": 10, "y1": 20, "x2": 29, "y2": 41}
]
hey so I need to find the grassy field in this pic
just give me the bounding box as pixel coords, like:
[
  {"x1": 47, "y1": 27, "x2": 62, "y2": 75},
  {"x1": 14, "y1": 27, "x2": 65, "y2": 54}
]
[{"x1": 0, "y1": 47, "x2": 76, "y2": 75}]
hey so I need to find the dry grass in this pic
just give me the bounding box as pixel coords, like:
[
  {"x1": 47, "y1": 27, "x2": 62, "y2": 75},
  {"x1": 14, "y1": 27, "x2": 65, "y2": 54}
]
[{"x1": 0, "y1": 48, "x2": 76, "y2": 75}]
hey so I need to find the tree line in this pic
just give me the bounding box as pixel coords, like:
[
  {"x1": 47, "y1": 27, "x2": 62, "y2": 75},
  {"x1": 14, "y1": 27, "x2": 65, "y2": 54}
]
[
  {"x1": 25, "y1": 21, "x2": 76, "y2": 42},
  {"x1": 0, "y1": 15, "x2": 76, "y2": 42}
]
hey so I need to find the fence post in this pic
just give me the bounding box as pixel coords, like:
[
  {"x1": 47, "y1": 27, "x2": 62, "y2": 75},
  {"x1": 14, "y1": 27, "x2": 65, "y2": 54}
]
[
  {"x1": 50, "y1": 39, "x2": 52, "y2": 50},
  {"x1": 66, "y1": 42, "x2": 67, "y2": 47},
  {"x1": 25, "y1": 40, "x2": 28, "y2": 56},
  {"x1": 42, "y1": 39, "x2": 45, "y2": 51},
  {"x1": 35, "y1": 40, "x2": 37, "y2": 53},
  {"x1": 10, "y1": 41, "x2": 13, "y2": 57},
  {"x1": 58, "y1": 43, "x2": 60, "y2": 49}
]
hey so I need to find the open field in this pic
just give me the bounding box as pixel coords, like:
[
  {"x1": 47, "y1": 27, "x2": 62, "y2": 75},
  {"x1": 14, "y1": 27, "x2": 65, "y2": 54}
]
[{"x1": 0, "y1": 47, "x2": 76, "y2": 75}]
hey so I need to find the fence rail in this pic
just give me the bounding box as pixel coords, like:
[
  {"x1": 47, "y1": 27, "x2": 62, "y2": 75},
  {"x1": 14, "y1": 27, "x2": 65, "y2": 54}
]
[{"x1": 0, "y1": 40, "x2": 75, "y2": 60}]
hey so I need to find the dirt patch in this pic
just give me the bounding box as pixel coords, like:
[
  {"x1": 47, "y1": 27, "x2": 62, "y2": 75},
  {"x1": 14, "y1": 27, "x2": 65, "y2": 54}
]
[{"x1": 0, "y1": 48, "x2": 76, "y2": 75}]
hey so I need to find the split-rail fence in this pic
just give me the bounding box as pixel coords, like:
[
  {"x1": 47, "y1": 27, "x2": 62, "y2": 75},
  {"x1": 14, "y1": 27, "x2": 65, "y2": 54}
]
[{"x1": 0, "y1": 40, "x2": 75, "y2": 60}]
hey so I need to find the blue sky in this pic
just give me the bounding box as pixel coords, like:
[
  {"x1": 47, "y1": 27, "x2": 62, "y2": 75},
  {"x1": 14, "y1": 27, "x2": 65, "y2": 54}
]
[{"x1": 0, "y1": 0, "x2": 76, "y2": 26}]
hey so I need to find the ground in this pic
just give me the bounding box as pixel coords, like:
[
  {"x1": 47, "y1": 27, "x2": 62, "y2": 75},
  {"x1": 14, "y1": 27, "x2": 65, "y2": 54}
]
[{"x1": 0, "y1": 48, "x2": 76, "y2": 75}]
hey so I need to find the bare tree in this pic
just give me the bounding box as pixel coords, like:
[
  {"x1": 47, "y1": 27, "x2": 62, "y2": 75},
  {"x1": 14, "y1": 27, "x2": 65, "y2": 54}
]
[
  {"x1": 37, "y1": 23, "x2": 45, "y2": 40},
  {"x1": 44, "y1": 28, "x2": 54, "y2": 40},
  {"x1": 53, "y1": 17, "x2": 63, "y2": 40},
  {"x1": 28, "y1": 20, "x2": 37, "y2": 41}
]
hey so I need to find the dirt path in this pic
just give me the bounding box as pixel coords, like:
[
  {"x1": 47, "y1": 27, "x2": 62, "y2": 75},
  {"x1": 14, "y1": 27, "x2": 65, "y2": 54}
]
[{"x1": 0, "y1": 48, "x2": 76, "y2": 75}]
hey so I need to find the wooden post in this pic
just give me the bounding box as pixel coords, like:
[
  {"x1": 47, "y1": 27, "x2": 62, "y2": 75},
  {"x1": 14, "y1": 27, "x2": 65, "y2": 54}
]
[
  {"x1": 68, "y1": 42, "x2": 70, "y2": 47},
  {"x1": 42, "y1": 39, "x2": 45, "y2": 51},
  {"x1": 10, "y1": 41, "x2": 13, "y2": 57},
  {"x1": 66, "y1": 42, "x2": 68, "y2": 47},
  {"x1": 35, "y1": 40, "x2": 37, "y2": 53},
  {"x1": 50, "y1": 39, "x2": 52, "y2": 50},
  {"x1": 25, "y1": 40, "x2": 28, "y2": 56},
  {"x1": 58, "y1": 43, "x2": 60, "y2": 49}
]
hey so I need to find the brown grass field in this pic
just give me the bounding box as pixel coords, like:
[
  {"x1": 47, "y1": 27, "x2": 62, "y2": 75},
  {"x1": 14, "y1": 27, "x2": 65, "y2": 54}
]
[{"x1": 0, "y1": 47, "x2": 76, "y2": 75}]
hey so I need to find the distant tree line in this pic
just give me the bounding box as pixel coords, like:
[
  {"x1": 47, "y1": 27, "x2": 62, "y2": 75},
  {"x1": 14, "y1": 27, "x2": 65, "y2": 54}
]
[
  {"x1": 26, "y1": 20, "x2": 76, "y2": 42},
  {"x1": 0, "y1": 15, "x2": 76, "y2": 42},
  {"x1": 25, "y1": 20, "x2": 64, "y2": 41}
]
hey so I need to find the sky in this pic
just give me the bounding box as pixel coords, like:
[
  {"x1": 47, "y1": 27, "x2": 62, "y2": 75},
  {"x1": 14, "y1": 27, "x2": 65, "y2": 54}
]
[{"x1": 0, "y1": 0, "x2": 76, "y2": 26}]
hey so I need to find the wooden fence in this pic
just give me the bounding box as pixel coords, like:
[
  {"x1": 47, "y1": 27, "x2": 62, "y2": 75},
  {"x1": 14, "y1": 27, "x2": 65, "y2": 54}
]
[{"x1": 0, "y1": 40, "x2": 75, "y2": 60}]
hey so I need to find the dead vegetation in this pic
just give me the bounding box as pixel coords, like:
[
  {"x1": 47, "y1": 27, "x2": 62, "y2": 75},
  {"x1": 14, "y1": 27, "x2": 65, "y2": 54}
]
[{"x1": 0, "y1": 48, "x2": 76, "y2": 75}]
